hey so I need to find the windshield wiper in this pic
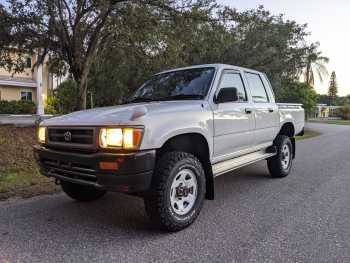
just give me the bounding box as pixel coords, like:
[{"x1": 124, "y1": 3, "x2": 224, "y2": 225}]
[
  {"x1": 125, "y1": 97, "x2": 158, "y2": 104},
  {"x1": 158, "y1": 94, "x2": 204, "y2": 101},
  {"x1": 125, "y1": 94, "x2": 204, "y2": 104}
]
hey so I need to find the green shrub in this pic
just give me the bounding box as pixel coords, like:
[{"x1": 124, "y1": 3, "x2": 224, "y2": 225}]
[
  {"x1": 278, "y1": 82, "x2": 318, "y2": 119},
  {"x1": 52, "y1": 79, "x2": 79, "y2": 114},
  {"x1": 45, "y1": 95, "x2": 59, "y2": 115},
  {"x1": 0, "y1": 100, "x2": 36, "y2": 114},
  {"x1": 338, "y1": 104, "x2": 350, "y2": 120}
]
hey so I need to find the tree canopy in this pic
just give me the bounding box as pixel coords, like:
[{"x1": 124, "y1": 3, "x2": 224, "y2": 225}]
[
  {"x1": 0, "y1": 0, "x2": 328, "y2": 111},
  {"x1": 0, "y1": 0, "x2": 214, "y2": 109},
  {"x1": 87, "y1": 4, "x2": 318, "y2": 106},
  {"x1": 278, "y1": 82, "x2": 318, "y2": 119}
]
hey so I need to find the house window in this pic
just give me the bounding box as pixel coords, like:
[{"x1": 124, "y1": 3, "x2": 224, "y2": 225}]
[
  {"x1": 21, "y1": 91, "x2": 32, "y2": 101},
  {"x1": 25, "y1": 57, "x2": 32, "y2": 68}
]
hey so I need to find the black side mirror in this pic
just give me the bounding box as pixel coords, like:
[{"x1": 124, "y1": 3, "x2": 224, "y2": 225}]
[{"x1": 215, "y1": 87, "x2": 238, "y2": 104}]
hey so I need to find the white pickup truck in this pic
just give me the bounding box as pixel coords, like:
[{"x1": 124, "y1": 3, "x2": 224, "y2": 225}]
[{"x1": 34, "y1": 64, "x2": 304, "y2": 231}]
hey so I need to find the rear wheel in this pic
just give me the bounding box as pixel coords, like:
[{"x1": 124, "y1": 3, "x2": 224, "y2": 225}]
[
  {"x1": 267, "y1": 135, "x2": 293, "y2": 178},
  {"x1": 61, "y1": 181, "x2": 106, "y2": 202},
  {"x1": 144, "y1": 151, "x2": 206, "y2": 232}
]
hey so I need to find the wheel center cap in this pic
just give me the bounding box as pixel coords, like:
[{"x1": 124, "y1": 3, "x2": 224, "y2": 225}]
[{"x1": 175, "y1": 186, "x2": 193, "y2": 198}]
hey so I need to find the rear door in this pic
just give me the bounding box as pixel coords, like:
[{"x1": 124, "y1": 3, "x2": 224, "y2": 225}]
[
  {"x1": 244, "y1": 72, "x2": 279, "y2": 148},
  {"x1": 213, "y1": 70, "x2": 255, "y2": 161}
]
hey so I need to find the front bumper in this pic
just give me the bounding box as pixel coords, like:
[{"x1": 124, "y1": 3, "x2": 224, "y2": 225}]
[{"x1": 33, "y1": 145, "x2": 156, "y2": 193}]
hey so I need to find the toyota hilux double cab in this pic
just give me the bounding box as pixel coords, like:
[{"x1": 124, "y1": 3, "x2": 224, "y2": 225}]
[{"x1": 34, "y1": 64, "x2": 304, "y2": 231}]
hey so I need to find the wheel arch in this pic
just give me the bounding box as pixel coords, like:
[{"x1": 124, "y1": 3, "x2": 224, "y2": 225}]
[
  {"x1": 277, "y1": 122, "x2": 296, "y2": 158},
  {"x1": 157, "y1": 133, "x2": 214, "y2": 200}
]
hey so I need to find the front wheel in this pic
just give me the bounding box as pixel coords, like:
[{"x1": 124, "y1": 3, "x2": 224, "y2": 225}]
[
  {"x1": 267, "y1": 135, "x2": 293, "y2": 178},
  {"x1": 144, "y1": 151, "x2": 206, "y2": 232},
  {"x1": 61, "y1": 181, "x2": 106, "y2": 202}
]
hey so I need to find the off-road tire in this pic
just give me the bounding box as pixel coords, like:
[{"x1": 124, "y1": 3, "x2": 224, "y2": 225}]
[
  {"x1": 61, "y1": 181, "x2": 106, "y2": 202},
  {"x1": 144, "y1": 151, "x2": 206, "y2": 232},
  {"x1": 267, "y1": 135, "x2": 293, "y2": 178}
]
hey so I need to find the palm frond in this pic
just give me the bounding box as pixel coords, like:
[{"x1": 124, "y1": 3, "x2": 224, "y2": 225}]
[
  {"x1": 315, "y1": 62, "x2": 329, "y2": 76},
  {"x1": 316, "y1": 69, "x2": 323, "y2": 83},
  {"x1": 303, "y1": 42, "x2": 329, "y2": 85},
  {"x1": 317, "y1": 56, "x2": 329, "y2": 63}
]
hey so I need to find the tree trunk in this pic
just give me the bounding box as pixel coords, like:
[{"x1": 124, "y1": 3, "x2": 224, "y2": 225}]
[
  {"x1": 305, "y1": 63, "x2": 311, "y2": 85},
  {"x1": 76, "y1": 63, "x2": 92, "y2": 110},
  {"x1": 77, "y1": 77, "x2": 88, "y2": 110}
]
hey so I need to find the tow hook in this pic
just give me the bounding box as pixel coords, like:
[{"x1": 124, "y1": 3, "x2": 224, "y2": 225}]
[{"x1": 54, "y1": 179, "x2": 61, "y2": 185}]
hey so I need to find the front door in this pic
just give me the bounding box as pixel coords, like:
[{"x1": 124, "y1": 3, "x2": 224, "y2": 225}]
[{"x1": 213, "y1": 70, "x2": 255, "y2": 162}]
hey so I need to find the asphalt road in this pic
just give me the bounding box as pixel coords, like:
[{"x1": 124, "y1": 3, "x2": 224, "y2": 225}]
[{"x1": 1, "y1": 123, "x2": 350, "y2": 263}]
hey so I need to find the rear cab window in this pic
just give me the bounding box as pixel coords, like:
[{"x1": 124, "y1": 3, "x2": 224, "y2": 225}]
[{"x1": 244, "y1": 72, "x2": 269, "y2": 103}]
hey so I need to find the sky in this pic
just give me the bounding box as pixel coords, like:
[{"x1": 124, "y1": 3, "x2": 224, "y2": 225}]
[{"x1": 217, "y1": 0, "x2": 350, "y2": 96}]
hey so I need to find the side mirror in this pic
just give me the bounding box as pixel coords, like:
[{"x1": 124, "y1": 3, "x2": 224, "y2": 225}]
[{"x1": 215, "y1": 87, "x2": 238, "y2": 104}]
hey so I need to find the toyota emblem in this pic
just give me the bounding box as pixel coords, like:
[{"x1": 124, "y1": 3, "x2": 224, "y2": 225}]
[{"x1": 63, "y1": 131, "x2": 72, "y2": 142}]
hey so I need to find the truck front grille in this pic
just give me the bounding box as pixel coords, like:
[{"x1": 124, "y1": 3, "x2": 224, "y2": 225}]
[
  {"x1": 48, "y1": 128, "x2": 94, "y2": 144},
  {"x1": 47, "y1": 127, "x2": 97, "y2": 151}
]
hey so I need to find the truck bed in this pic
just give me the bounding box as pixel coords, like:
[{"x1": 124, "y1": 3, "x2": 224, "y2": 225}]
[{"x1": 277, "y1": 103, "x2": 305, "y2": 135}]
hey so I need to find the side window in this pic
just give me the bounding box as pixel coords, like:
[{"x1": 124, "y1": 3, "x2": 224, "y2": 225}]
[
  {"x1": 218, "y1": 72, "x2": 247, "y2": 102},
  {"x1": 21, "y1": 91, "x2": 32, "y2": 101},
  {"x1": 245, "y1": 72, "x2": 269, "y2": 103}
]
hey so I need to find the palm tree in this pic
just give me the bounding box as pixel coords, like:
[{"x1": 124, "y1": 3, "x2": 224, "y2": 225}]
[{"x1": 304, "y1": 42, "x2": 329, "y2": 86}]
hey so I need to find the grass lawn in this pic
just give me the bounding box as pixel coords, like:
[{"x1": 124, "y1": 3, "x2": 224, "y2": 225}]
[
  {"x1": 0, "y1": 126, "x2": 59, "y2": 200},
  {"x1": 296, "y1": 128, "x2": 322, "y2": 141},
  {"x1": 308, "y1": 119, "x2": 350, "y2": 125}
]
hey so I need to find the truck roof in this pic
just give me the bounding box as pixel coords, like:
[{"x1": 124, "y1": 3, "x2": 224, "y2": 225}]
[{"x1": 156, "y1": 63, "x2": 263, "y2": 75}]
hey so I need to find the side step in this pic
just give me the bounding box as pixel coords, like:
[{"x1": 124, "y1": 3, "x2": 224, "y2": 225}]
[{"x1": 212, "y1": 149, "x2": 276, "y2": 177}]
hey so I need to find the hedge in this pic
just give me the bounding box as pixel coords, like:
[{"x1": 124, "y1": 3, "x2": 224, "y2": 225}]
[
  {"x1": 0, "y1": 100, "x2": 36, "y2": 114},
  {"x1": 337, "y1": 104, "x2": 350, "y2": 120}
]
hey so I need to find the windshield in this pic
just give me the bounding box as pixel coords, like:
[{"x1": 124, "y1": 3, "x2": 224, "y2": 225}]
[{"x1": 130, "y1": 67, "x2": 215, "y2": 102}]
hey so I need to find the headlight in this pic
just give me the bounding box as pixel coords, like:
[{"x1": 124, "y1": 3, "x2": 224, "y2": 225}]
[
  {"x1": 99, "y1": 128, "x2": 143, "y2": 149},
  {"x1": 38, "y1": 127, "x2": 46, "y2": 143}
]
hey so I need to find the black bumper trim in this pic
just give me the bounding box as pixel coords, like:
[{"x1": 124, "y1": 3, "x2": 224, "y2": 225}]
[
  {"x1": 34, "y1": 145, "x2": 156, "y2": 193},
  {"x1": 47, "y1": 172, "x2": 102, "y2": 189}
]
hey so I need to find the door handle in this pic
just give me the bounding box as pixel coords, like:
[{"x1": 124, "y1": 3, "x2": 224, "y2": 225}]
[
  {"x1": 245, "y1": 108, "x2": 253, "y2": 114},
  {"x1": 268, "y1": 108, "x2": 274, "y2": 113}
]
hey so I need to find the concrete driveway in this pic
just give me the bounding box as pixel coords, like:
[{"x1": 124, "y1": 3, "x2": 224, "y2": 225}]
[{"x1": 0, "y1": 123, "x2": 350, "y2": 263}]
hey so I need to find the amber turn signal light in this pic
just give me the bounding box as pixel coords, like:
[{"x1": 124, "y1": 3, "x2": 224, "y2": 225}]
[{"x1": 99, "y1": 161, "x2": 119, "y2": 171}]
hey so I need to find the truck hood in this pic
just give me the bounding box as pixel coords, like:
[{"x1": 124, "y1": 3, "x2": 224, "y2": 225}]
[{"x1": 41, "y1": 100, "x2": 206, "y2": 126}]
